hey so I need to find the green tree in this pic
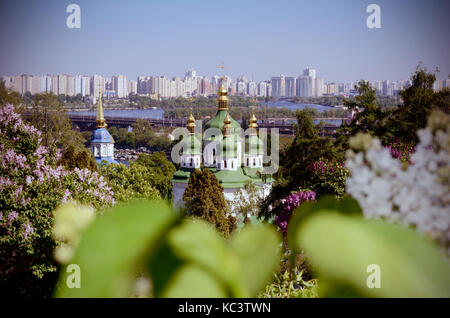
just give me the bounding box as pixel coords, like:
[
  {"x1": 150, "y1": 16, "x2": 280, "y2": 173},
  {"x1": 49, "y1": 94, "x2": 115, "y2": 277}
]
[
  {"x1": 135, "y1": 152, "x2": 175, "y2": 201},
  {"x1": 98, "y1": 162, "x2": 161, "y2": 203},
  {"x1": 28, "y1": 92, "x2": 84, "y2": 148},
  {"x1": 182, "y1": 168, "x2": 236, "y2": 238},
  {"x1": 389, "y1": 65, "x2": 450, "y2": 143},
  {"x1": 260, "y1": 110, "x2": 338, "y2": 220},
  {"x1": 58, "y1": 144, "x2": 97, "y2": 172},
  {"x1": 0, "y1": 81, "x2": 23, "y2": 111}
]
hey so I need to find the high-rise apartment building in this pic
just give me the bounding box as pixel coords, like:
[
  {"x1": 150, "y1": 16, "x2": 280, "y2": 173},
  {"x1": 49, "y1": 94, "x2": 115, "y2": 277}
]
[
  {"x1": 257, "y1": 81, "x2": 267, "y2": 97},
  {"x1": 247, "y1": 81, "x2": 257, "y2": 96},
  {"x1": 91, "y1": 74, "x2": 105, "y2": 99},
  {"x1": 285, "y1": 77, "x2": 296, "y2": 97},
  {"x1": 297, "y1": 75, "x2": 312, "y2": 97},
  {"x1": 66, "y1": 75, "x2": 75, "y2": 96},
  {"x1": 271, "y1": 76, "x2": 285, "y2": 97},
  {"x1": 315, "y1": 78, "x2": 324, "y2": 97},
  {"x1": 112, "y1": 75, "x2": 127, "y2": 98},
  {"x1": 128, "y1": 80, "x2": 137, "y2": 95},
  {"x1": 57, "y1": 74, "x2": 67, "y2": 95}
]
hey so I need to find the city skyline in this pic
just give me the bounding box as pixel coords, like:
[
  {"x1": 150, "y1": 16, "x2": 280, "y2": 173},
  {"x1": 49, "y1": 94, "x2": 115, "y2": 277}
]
[
  {"x1": 6, "y1": 67, "x2": 446, "y2": 99},
  {"x1": 0, "y1": 0, "x2": 449, "y2": 83}
]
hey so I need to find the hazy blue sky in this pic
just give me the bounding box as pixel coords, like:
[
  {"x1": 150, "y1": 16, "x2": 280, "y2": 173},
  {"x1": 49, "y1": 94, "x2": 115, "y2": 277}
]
[{"x1": 0, "y1": 0, "x2": 449, "y2": 82}]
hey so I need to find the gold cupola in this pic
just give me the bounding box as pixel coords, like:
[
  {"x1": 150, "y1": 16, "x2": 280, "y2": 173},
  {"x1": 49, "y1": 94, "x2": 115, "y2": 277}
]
[
  {"x1": 217, "y1": 77, "x2": 229, "y2": 110},
  {"x1": 249, "y1": 113, "x2": 258, "y2": 135},
  {"x1": 96, "y1": 88, "x2": 107, "y2": 128},
  {"x1": 187, "y1": 111, "x2": 195, "y2": 134},
  {"x1": 222, "y1": 114, "x2": 232, "y2": 136}
]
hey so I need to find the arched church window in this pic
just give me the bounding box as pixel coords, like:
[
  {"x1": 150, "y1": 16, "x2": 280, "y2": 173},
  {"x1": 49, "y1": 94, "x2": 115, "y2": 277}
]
[
  {"x1": 247, "y1": 158, "x2": 249, "y2": 166},
  {"x1": 224, "y1": 160, "x2": 227, "y2": 168}
]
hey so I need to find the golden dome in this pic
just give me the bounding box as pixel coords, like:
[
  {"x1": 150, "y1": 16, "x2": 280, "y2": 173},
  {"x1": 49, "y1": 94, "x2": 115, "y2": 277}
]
[
  {"x1": 249, "y1": 113, "x2": 258, "y2": 135},
  {"x1": 223, "y1": 114, "x2": 232, "y2": 136},
  {"x1": 217, "y1": 80, "x2": 229, "y2": 110},
  {"x1": 187, "y1": 112, "x2": 195, "y2": 134}
]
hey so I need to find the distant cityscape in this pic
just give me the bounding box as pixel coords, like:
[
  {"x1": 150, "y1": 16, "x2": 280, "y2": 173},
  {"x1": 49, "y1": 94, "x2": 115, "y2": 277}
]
[{"x1": 2, "y1": 67, "x2": 450, "y2": 102}]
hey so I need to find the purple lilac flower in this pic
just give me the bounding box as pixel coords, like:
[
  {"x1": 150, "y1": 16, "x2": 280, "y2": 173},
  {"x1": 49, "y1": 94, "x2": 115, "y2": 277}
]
[
  {"x1": 62, "y1": 189, "x2": 72, "y2": 203},
  {"x1": 23, "y1": 222, "x2": 34, "y2": 239},
  {"x1": 274, "y1": 190, "x2": 316, "y2": 237},
  {"x1": 8, "y1": 211, "x2": 18, "y2": 222}
]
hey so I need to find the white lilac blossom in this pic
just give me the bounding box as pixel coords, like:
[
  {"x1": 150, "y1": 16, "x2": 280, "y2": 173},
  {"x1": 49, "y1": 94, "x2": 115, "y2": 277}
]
[{"x1": 345, "y1": 111, "x2": 450, "y2": 255}]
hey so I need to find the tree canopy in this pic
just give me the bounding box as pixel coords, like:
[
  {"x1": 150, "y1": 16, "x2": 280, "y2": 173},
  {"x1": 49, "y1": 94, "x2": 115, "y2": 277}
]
[{"x1": 182, "y1": 168, "x2": 235, "y2": 238}]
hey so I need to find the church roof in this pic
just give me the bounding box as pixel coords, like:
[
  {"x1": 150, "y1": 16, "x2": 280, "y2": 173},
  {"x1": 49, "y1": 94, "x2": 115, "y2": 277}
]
[
  {"x1": 91, "y1": 127, "x2": 115, "y2": 143},
  {"x1": 213, "y1": 168, "x2": 253, "y2": 188},
  {"x1": 204, "y1": 110, "x2": 241, "y2": 135}
]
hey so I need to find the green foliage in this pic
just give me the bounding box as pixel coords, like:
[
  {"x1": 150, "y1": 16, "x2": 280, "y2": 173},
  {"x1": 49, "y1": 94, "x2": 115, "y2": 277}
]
[
  {"x1": 336, "y1": 80, "x2": 388, "y2": 148},
  {"x1": 133, "y1": 152, "x2": 175, "y2": 200},
  {"x1": 55, "y1": 200, "x2": 281, "y2": 298},
  {"x1": 183, "y1": 168, "x2": 236, "y2": 238},
  {"x1": 390, "y1": 65, "x2": 449, "y2": 143},
  {"x1": 258, "y1": 267, "x2": 319, "y2": 298},
  {"x1": 307, "y1": 160, "x2": 349, "y2": 197},
  {"x1": 338, "y1": 65, "x2": 450, "y2": 147},
  {"x1": 288, "y1": 196, "x2": 450, "y2": 297},
  {"x1": 108, "y1": 119, "x2": 173, "y2": 151},
  {"x1": 58, "y1": 144, "x2": 97, "y2": 172},
  {"x1": 28, "y1": 92, "x2": 85, "y2": 149},
  {"x1": 0, "y1": 81, "x2": 23, "y2": 110},
  {"x1": 98, "y1": 162, "x2": 161, "y2": 203},
  {"x1": 0, "y1": 104, "x2": 114, "y2": 297},
  {"x1": 260, "y1": 110, "x2": 338, "y2": 220}
]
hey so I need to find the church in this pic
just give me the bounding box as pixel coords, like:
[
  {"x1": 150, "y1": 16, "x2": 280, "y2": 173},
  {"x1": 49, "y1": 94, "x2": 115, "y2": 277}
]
[
  {"x1": 172, "y1": 80, "x2": 272, "y2": 208},
  {"x1": 90, "y1": 90, "x2": 118, "y2": 165}
]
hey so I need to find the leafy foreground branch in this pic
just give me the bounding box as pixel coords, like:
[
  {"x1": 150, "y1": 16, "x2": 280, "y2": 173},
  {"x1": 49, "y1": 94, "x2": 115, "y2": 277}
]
[{"x1": 53, "y1": 196, "x2": 450, "y2": 298}]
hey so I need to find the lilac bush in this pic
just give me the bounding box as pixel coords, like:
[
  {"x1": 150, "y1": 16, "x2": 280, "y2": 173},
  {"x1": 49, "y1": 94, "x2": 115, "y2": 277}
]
[
  {"x1": 274, "y1": 190, "x2": 316, "y2": 237},
  {"x1": 0, "y1": 104, "x2": 114, "y2": 296},
  {"x1": 307, "y1": 159, "x2": 349, "y2": 197},
  {"x1": 382, "y1": 138, "x2": 416, "y2": 163}
]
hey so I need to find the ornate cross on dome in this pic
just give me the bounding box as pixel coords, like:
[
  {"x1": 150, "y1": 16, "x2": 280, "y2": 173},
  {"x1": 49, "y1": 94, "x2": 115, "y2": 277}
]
[{"x1": 217, "y1": 61, "x2": 226, "y2": 78}]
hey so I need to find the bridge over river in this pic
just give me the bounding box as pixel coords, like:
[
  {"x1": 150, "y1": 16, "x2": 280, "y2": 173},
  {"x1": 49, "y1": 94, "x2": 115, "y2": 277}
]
[{"x1": 23, "y1": 113, "x2": 345, "y2": 136}]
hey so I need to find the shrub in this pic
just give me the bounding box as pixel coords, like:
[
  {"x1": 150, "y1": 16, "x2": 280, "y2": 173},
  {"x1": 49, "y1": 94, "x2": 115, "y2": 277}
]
[{"x1": 0, "y1": 104, "x2": 114, "y2": 297}]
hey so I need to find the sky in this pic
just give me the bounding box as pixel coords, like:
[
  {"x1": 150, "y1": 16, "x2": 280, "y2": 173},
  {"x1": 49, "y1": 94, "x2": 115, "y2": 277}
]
[{"x1": 0, "y1": 0, "x2": 449, "y2": 83}]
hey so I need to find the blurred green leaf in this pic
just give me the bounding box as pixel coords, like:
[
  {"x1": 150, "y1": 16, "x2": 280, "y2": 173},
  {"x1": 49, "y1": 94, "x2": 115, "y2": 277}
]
[
  {"x1": 295, "y1": 211, "x2": 450, "y2": 297},
  {"x1": 287, "y1": 195, "x2": 362, "y2": 261},
  {"x1": 154, "y1": 220, "x2": 281, "y2": 298},
  {"x1": 230, "y1": 224, "x2": 281, "y2": 297},
  {"x1": 55, "y1": 200, "x2": 176, "y2": 298},
  {"x1": 166, "y1": 220, "x2": 240, "y2": 295},
  {"x1": 161, "y1": 264, "x2": 227, "y2": 298}
]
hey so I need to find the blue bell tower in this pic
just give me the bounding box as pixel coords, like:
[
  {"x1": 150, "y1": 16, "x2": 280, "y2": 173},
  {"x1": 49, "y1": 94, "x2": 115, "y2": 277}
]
[{"x1": 91, "y1": 89, "x2": 118, "y2": 165}]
